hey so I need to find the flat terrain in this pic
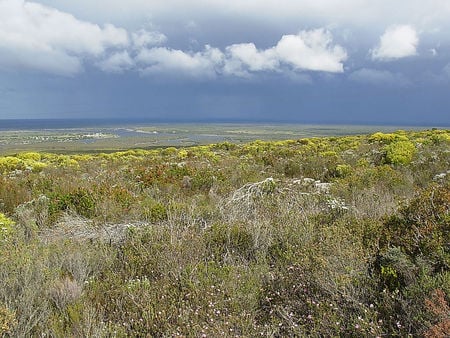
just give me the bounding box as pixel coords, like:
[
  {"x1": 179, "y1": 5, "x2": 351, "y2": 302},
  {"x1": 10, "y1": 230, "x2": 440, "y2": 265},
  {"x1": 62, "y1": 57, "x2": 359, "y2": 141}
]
[{"x1": 0, "y1": 123, "x2": 432, "y2": 154}]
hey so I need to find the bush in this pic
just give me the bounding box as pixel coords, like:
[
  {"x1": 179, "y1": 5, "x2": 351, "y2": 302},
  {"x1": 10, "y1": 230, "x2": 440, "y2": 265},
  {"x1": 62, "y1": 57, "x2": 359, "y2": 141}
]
[
  {"x1": 204, "y1": 223, "x2": 255, "y2": 262},
  {"x1": 369, "y1": 132, "x2": 408, "y2": 144},
  {"x1": 374, "y1": 183, "x2": 450, "y2": 335},
  {"x1": 384, "y1": 140, "x2": 416, "y2": 165},
  {"x1": 0, "y1": 213, "x2": 15, "y2": 241},
  {"x1": 141, "y1": 198, "x2": 167, "y2": 222},
  {"x1": 0, "y1": 157, "x2": 24, "y2": 173},
  {"x1": 48, "y1": 188, "x2": 96, "y2": 219},
  {"x1": 0, "y1": 303, "x2": 16, "y2": 335},
  {"x1": 381, "y1": 183, "x2": 449, "y2": 270}
]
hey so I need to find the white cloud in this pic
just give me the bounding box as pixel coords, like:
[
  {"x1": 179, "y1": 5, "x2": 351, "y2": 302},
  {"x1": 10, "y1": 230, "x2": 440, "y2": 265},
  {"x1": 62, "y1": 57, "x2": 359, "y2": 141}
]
[
  {"x1": 371, "y1": 25, "x2": 419, "y2": 61},
  {"x1": 136, "y1": 45, "x2": 224, "y2": 78},
  {"x1": 224, "y1": 29, "x2": 347, "y2": 76},
  {"x1": 0, "y1": 0, "x2": 128, "y2": 75},
  {"x1": 97, "y1": 51, "x2": 134, "y2": 73},
  {"x1": 135, "y1": 29, "x2": 346, "y2": 79},
  {"x1": 0, "y1": 1, "x2": 345, "y2": 78},
  {"x1": 132, "y1": 29, "x2": 167, "y2": 49},
  {"x1": 275, "y1": 29, "x2": 347, "y2": 73},
  {"x1": 224, "y1": 43, "x2": 279, "y2": 76},
  {"x1": 349, "y1": 68, "x2": 411, "y2": 86}
]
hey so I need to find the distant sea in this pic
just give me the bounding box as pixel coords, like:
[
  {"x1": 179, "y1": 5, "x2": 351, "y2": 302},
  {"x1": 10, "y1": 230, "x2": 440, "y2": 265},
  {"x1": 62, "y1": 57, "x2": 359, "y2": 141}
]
[{"x1": 0, "y1": 118, "x2": 445, "y2": 132}]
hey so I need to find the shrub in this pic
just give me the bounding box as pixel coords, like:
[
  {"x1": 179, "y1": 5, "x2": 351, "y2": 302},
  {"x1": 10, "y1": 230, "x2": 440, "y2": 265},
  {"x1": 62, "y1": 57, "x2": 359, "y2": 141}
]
[
  {"x1": 0, "y1": 213, "x2": 15, "y2": 241},
  {"x1": 204, "y1": 223, "x2": 255, "y2": 262},
  {"x1": 424, "y1": 289, "x2": 450, "y2": 338},
  {"x1": 0, "y1": 157, "x2": 24, "y2": 173},
  {"x1": 381, "y1": 183, "x2": 449, "y2": 269},
  {"x1": 374, "y1": 183, "x2": 450, "y2": 335},
  {"x1": 384, "y1": 140, "x2": 416, "y2": 165},
  {"x1": 141, "y1": 198, "x2": 167, "y2": 222},
  {"x1": 48, "y1": 188, "x2": 96, "y2": 219},
  {"x1": 17, "y1": 152, "x2": 41, "y2": 162},
  {"x1": 369, "y1": 132, "x2": 408, "y2": 144},
  {"x1": 0, "y1": 303, "x2": 16, "y2": 335},
  {"x1": 191, "y1": 168, "x2": 221, "y2": 192},
  {"x1": 335, "y1": 164, "x2": 352, "y2": 178},
  {"x1": 177, "y1": 149, "x2": 188, "y2": 159},
  {"x1": 0, "y1": 177, "x2": 31, "y2": 214}
]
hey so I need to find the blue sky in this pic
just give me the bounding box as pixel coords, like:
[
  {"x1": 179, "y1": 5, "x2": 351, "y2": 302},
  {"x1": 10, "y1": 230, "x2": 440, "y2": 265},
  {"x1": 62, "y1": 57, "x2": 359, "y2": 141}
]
[{"x1": 0, "y1": 0, "x2": 450, "y2": 124}]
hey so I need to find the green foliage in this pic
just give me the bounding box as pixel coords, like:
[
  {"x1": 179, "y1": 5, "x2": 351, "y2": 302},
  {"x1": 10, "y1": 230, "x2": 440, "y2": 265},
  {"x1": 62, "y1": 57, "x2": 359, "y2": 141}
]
[
  {"x1": 17, "y1": 152, "x2": 42, "y2": 162},
  {"x1": 141, "y1": 198, "x2": 167, "y2": 222},
  {"x1": 0, "y1": 303, "x2": 16, "y2": 335},
  {"x1": 369, "y1": 132, "x2": 409, "y2": 144},
  {"x1": 373, "y1": 183, "x2": 450, "y2": 335},
  {"x1": 204, "y1": 223, "x2": 255, "y2": 262},
  {"x1": 0, "y1": 156, "x2": 23, "y2": 173},
  {"x1": 48, "y1": 188, "x2": 96, "y2": 219},
  {"x1": 430, "y1": 129, "x2": 450, "y2": 144},
  {"x1": 191, "y1": 168, "x2": 221, "y2": 192},
  {"x1": 0, "y1": 213, "x2": 15, "y2": 241},
  {"x1": 381, "y1": 183, "x2": 449, "y2": 270},
  {"x1": 335, "y1": 164, "x2": 352, "y2": 178},
  {"x1": 384, "y1": 140, "x2": 416, "y2": 165}
]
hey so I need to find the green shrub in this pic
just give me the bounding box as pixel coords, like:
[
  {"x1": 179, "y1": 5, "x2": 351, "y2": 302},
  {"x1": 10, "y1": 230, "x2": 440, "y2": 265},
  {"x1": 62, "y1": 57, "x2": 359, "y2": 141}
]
[
  {"x1": 17, "y1": 152, "x2": 42, "y2": 162},
  {"x1": 374, "y1": 183, "x2": 450, "y2": 335},
  {"x1": 369, "y1": 132, "x2": 408, "y2": 144},
  {"x1": 191, "y1": 169, "x2": 218, "y2": 192},
  {"x1": 205, "y1": 223, "x2": 255, "y2": 262},
  {"x1": 384, "y1": 140, "x2": 416, "y2": 165},
  {"x1": 0, "y1": 157, "x2": 24, "y2": 173},
  {"x1": 335, "y1": 164, "x2": 352, "y2": 178},
  {"x1": 48, "y1": 188, "x2": 96, "y2": 219},
  {"x1": 0, "y1": 303, "x2": 16, "y2": 335},
  {"x1": 381, "y1": 183, "x2": 449, "y2": 269},
  {"x1": 141, "y1": 198, "x2": 167, "y2": 222},
  {"x1": 0, "y1": 213, "x2": 15, "y2": 241}
]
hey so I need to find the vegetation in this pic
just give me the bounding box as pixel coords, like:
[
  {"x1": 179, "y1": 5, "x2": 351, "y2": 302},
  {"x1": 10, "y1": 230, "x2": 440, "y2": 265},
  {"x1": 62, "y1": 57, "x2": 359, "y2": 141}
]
[{"x1": 0, "y1": 129, "x2": 448, "y2": 336}]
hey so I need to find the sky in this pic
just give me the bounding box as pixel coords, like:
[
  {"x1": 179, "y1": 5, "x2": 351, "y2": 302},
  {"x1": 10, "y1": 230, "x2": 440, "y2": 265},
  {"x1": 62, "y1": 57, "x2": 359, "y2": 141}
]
[{"x1": 0, "y1": 0, "x2": 450, "y2": 125}]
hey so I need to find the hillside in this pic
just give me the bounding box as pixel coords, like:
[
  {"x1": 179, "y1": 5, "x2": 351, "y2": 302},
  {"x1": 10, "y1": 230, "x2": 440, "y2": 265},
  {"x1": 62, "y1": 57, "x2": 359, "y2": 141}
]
[{"x1": 0, "y1": 129, "x2": 449, "y2": 336}]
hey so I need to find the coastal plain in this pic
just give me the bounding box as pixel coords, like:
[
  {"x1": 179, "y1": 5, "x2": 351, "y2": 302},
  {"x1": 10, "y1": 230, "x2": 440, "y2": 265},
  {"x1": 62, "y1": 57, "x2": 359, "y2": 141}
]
[{"x1": 0, "y1": 123, "x2": 430, "y2": 155}]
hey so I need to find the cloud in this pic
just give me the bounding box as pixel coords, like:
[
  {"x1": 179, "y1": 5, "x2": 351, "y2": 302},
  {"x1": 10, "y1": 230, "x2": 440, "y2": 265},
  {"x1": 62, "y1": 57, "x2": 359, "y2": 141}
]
[
  {"x1": 134, "y1": 28, "x2": 346, "y2": 79},
  {"x1": 136, "y1": 45, "x2": 224, "y2": 78},
  {"x1": 0, "y1": 1, "x2": 345, "y2": 79},
  {"x1": 275, "y1": 29, "x2": 347, "y2": 72},
  {"x1": 97, "y1": 51, "x2": 134, "y2": 73},
  {"x1": 0, "y1": 0, "x2": 128, "y2": 75},
  {"x1": 371, "y1": 25, "x2": 419, "y2": 61},
  {"x1": 223, "y1": 29, "x2": 347, "y2": 76},
  {"x1": 349, "y1": 68, "x2": 411, "y2": 86},
  {"x1": 224, "y1": 43, "x2": 279, "y2": 76},
  {"x1": 132, "y1": 29, "x2": 167, "y2": 49}
]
